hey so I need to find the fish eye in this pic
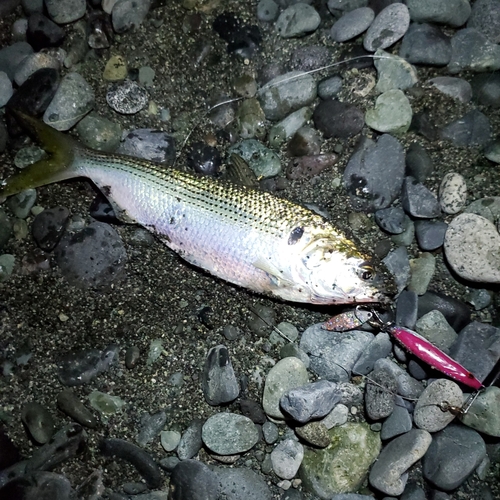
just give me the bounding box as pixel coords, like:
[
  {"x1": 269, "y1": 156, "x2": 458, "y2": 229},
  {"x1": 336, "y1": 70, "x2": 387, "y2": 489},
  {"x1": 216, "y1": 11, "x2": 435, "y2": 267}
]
[{"x1": 357, "y1": 263, "x2": 375, "y2": 281}]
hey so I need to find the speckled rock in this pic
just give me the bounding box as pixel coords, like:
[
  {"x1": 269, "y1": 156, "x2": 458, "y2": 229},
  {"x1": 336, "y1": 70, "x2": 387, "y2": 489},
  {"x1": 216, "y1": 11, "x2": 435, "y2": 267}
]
[{"x1": 439, "y1": 172, "x2": 467, "y2": 214}]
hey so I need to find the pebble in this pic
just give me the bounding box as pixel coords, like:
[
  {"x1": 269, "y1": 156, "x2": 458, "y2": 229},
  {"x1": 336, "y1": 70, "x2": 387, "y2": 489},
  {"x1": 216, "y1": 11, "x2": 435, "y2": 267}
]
[
  {"x1": 279, "y1": 380, "x2": 342, "y2": 423},
  {"x1": 258, "y1": 71, "x2": 316, "y2": 121},
  {"x1": 289, "y1": 45, "x2": 331, "y2": 72},
  {"x1": 44, "y1": 0, "x2": 86, "y2": 23},
  {"x1": 177, "y1": 419, "x2": 203, "y2": 460},
  {"x1": 401, "y1": 176, "x2": 440, "y2": 218},
  {"x1": 160, "y1": 430, "x2": 181, "y2": 453},
  {"x1": 353, "y1": 331, "x2": 392, "y2": 375},
  {"x1": 439, "y1": 172, "x2": 467, "y2": 214},
  {"x1": 447, "y1": 28, "x2": 500, "y2": 74},
  {"x1": 344, "y1": 134, "x2": 405, "y2": 212},
  {"x1": 365, "y1": 89, "x2": 412, "y2": 135},
  {"x1": 262, "y1": 421, "x2": 279, "y2": 444},
  {"x1": 216, "y1": 467, "x2": 272, "y2": 500},
  {"x1": 440, "y1": 109, "x2": 492, "y2": 147},
  {"x1": 471, "y1": 72, "x2": 500, "y2": 107},
  {"x1": 111, "y1": 0, "x2": 152, "y2": 34},
  {"x1": 56, "y1": 389, "x2": 97, "y2": 428},
  {"x1": 0, "y1": 41, "x2": 32, "y2": 80},
  {"x1": 106, "y1": 79, "x2": 148, "y2": 115},
  {"x1": 286, "y1": 154, "x2": 338, "y2": 180},
  {"x1": 103, "y1": 54, "x2": 128, "y2": 81},
  {"x1": 464, "y1": 196, "x2": 500, "y2": 222},
  {"x1": 257, "y1": 0, "x2": 279, "y2": 23},
  {"x1": 31, "y1": 206, "x2": 70, "y2": 251},
  {"x1": 300, "y1": 423, "x2": 381, "y2": 498},
  {"x1": 369, "y1": 429, "x2": 432, "y2": 496},
  {"x1": 380, "y1": 396, "x2": 412, "y2": 440},
  {"x1": 374, "y1": 358, "x2": 424, "y2": 400},
  {"x1": 382, "y1": 246, "x2": 411, "y2": 294},
  {"x1": 415, "y1": 310, "x2": 457, "y2": 351},
  {"x1": 408, "y1": 252, "x2": 435, "y2": 296},
  {"x1": 57, "y1": 345, "x2": 119, "y2": 386},
  {"x1": 0, "y1": 254, "x2": 15, "y2": 282},
  {"x1": 7, "y1": 188, "x2": 36, "y2": 219},
  {"x1": 461, "y1": 386, "x2": 500, "y2": 437},
  {"x1": 269, "y1": 106, "x2": 312, "y2": 148},
  {"x1": 448, "y1": 321, "x2": 500, "y2": 383},
  {"x1": 262, "y1": 357, "x2": 309, "y2": 419},
  {"x1": 21, "y1": 402, "x2": 55, "y2": 444},
  {"x1": 414, "y1": 379, "x2": 463, "y2": 432},
  {"x1": 363, "y1": 3, "x2": 410, "y2": 52},
  {"x1": 26, "y1": 13, "x2": 66, "y2": 52},
  {"x1": 364, "y1": 366, "x2": 397, "y2": 420},
  {"x1": 202, "y1": 413, "x2": 259, "y2": 455},
  {"x1": 422, "y1": 424, "x2": 486, "y2": 491},
  {"x1": 330, "y1": 7, "x2": 374, "y2": 42},
  {"x1": 374, "y1": 206, "x2": 407, "y2": 234},
  {"x1": 428, "y1": 76, "x2": 472, "y2": 103},
  {"x1": 88, "y1": 391, "x2": 125, "y2": 422},
  {"x1": 229, "y1": 140, "x2": 281, "y2": 179},
  {"x1": 239, "y1": 399, "x2": 267, "y2": 425},
  {"x1": 43, "y1": 72, "x2": 95, "y2": 130},
  {"x1": 405, "y1": 0, "x2": 471, "y2": 27},
  {"x1": 55, "y1": 222, "x2": 127, "y2": 288},
  {"x1": 276, "y1": 4, "x2": 320, "y2": 38},
  {"x1": 317, "y1": 75, "x2": 343, "y2": 100},
  {"x1": 466, "y1": 288, "x2": 493, "y2": 311},
  {"x1": 76, "y1": 113, "x2": 122, "y2": 152},
  {"x1": 321, "y1": 403, "x2": 349, "y2": 429},
  {"x1": 444, "y1": 213, "x2": 500, "y2": 284},
  {"x1": 414, "y1": 220, "x2": 447, "y2": 251},
  {"x1": 100, "y1": 438, "x2": 162, "y2": 489},
  {"x1": 399, "y1": 23, "x2": 451, "y2": 66},
  {"x1": 374, "y1": 50, "x2": 419, "y2": 93},
  {"x1": 0, "y1": 72, "x2": 13, "y2": 106},
  {"x1": 300, "y1": 324, "x2": 373, "y2": 382},
  {"x1": 271, "y1": 439, "x2": 304, "y2": 479},
  {"x1": 287, "y1": 126, "x2": 321, "y2": 156},
  {"x1": 313, "y1": 99, "x2": 364, "y2": 138},
  {"x1": 295, "y1": 421, "x2": 330, "y2": 448},
  {"x1": 137, "y1": 410, "x2": 166, "y2": 447},
  {"x1": 202, "y1": 345, "x2": 240, "y2": 405},
  {"x1": 467, "y1": 0, "x2": 500, "y2": 42}
]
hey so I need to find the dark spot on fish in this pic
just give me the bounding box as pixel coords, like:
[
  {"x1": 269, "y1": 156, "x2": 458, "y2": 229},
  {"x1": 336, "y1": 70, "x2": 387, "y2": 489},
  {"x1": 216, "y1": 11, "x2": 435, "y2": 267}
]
[
  {"x1": 169, "y1": 217, "x2": 175, "y2": 224},
  {"x1": 288, "y1": 227, "x2": 304, "y2": 245},
  {"x1": 102, "y1": 185, "x2": 112, "y2": 196}
]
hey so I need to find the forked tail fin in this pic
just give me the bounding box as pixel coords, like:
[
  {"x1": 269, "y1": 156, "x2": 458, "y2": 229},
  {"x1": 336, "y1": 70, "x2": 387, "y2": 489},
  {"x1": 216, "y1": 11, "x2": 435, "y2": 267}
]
[{"x1": 0, "y1": 109, "x2": 80, "y2": 200}]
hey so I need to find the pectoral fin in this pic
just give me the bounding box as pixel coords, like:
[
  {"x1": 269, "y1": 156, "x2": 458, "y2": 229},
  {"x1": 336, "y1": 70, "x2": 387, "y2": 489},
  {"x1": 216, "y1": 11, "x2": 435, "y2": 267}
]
[{"x1": 253, "y1": 257, "x2": 295, "y2": 287}]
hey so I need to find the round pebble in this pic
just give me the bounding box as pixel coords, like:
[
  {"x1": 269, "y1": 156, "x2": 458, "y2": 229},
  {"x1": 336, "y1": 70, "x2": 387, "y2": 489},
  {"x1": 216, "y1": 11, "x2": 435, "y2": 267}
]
[
  {"x1": 444, "y1": 213, "x2": 500, "y2": 284},
  {"x1": 439, "y1": 172, "x2": 467, "y2": 214},
  {"x1": 271, "y1": 439, "x2": 304, "y2": 479},
  {"x1": 414, "y1": 379, "x2": 463, "y2": 432},
  {"x1": 202, "y1": 413, "x2": 259, "y2": 455},
  {"x1": 21, "y1": 402, "x2": 55, "y2": 444},
  {"x1": 106, "y1": 79, "x2": 148, "y2": 114},
  {"x1": 363, "y1": 3, "x2": 410, "y2": 52},
  {"x1": 276, "y1": 4, "x2": 320, "y2": 38},
  {"x1": 330, "y1": 7, "x2": 375, "y2": 43},
  {"x1": 365, "y1": 89, "x2": 412, "y2": 135},
  {"x1": 57, "y1": 389, "x2": 98, "y2": 428}
]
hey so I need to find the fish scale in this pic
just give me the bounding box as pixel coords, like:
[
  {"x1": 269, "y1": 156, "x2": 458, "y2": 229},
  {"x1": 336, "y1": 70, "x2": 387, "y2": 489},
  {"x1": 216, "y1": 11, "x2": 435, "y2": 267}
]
[{"x1": 0, "y1": 109, "x2": 395, "y2": 304}]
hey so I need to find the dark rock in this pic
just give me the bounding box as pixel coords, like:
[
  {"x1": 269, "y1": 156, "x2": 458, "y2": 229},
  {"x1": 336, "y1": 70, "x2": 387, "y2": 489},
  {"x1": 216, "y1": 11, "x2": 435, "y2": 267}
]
[
  {"x1": 100, "y1": 438, "x2": 163, "y2": 489},
  {"x1": 401, "y1": 176, "x2": 441, "y2": 218},
  {"x1": 344, "y1": 134, "x2": 405, "y2": 212},
  {"x1": 414, "y1": 220, "x2": 447, "y2": 250},
  {"x1": 417, "y1": 291, "x2": 471, "y2": 332},
  {"x1": 202, "y1": 345, "x2": 240, "y2": 405},
  {"x1": 56, "y1": 390, "x2": 98, "y2": 429},
  {"x1": 313, "y1": 99, "x2": 364, "y2": 138},
  {"x1": 187, "y1": 142, "x2": 221, "y2": 176},
  {"x1": 27, "y1": 13, "x2": 65, "y2": 51},
  {"x1": 21, "y1": 402, "x2": 55, "y2": 444},
  {"x1": 239, "y1": 399, "x2": 267, "y2": 424},
  {"x1": 375, "y1": 206, "x2": 407, "y2": 234},
  {"x1": 286, "y1": 154, "x2": 338, "y2": 180},
  {"x1": 32, "y1": 207, "x2": 70, "y2": 251},
  {"x1": 440, "y1": 109, "x2": 492, "y2": 147},
  {"x1": 471, "y1": 72, "x2": 500, "y2": 108},
  {"x1": 399, "y1": 23, "x2": 451, "y2": 66},
  {"x1": 405, "y1": 142, "x2": 434, "y2": 182},
  {"x1": 170, "y1": 459, "x2": 220, "y2": 500}
]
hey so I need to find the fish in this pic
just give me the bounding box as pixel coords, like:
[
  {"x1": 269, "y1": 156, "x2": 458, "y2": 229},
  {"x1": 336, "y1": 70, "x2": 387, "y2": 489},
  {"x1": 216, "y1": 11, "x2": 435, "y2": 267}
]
[{"x1": 0, "y1": 109, "x2": 395, "y2": 305}]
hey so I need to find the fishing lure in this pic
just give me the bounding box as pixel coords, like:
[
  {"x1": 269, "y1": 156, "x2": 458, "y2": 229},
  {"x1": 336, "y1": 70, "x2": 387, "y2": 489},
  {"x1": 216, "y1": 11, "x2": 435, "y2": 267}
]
[
  {"x1": 369, "y1": 311, "x2": 484, "y2": 391},
  {"x1": 321, "y1": 307, "x2": 373, "y2": 331}
]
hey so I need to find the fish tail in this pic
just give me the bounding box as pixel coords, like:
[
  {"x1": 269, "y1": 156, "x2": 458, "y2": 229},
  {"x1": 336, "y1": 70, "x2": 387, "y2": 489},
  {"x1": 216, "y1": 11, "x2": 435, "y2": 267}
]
[{"x1": 0, "y1": 110, "x2": 80, "y2": 199}]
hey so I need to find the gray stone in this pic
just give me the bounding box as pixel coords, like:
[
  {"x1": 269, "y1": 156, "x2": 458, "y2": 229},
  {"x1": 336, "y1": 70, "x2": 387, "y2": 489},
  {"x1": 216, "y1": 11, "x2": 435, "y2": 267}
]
[
  {"x1": 428, "y1": 76, "x2": 472, "y2": 103},
  {"x1": 280, "y1": 380, "x2": 342, "y2": 423},
  {"x1": 216, "y1": 467, "x2": 272, "y2": 500},
  {"x1": 271, "y1": 439, "x2": 304, "y2": 479},
  {"x1": 401, "y1": 177, "x2": 441, "y2": 218},
  {"x1": 365, "y1": 89, "x2": 412, "y2": 135},
  {"x1": 405, "y1": 0, "x2": 471, "y2": 27},
  {"x1": 414, "y1": 379, "x2": 463, "y2": 432},
  {"x1": 440, "y1": 109, "x2": 492, "y2": 147},
  {"x1": 380, "y1": 396, "x2": 412, "y2": 440},
  {"x1": 365, "y1": 366, "x2": 397, "y2": 420},
  {"x1": 276, "y1": 4, "x2": 320, "y2": 38},
  {"x1": 444, "y1": 214, "x2": 500, "y2": 284},
  {"x1": 399, "y1": 23, "x2": 451, "y2": 66},
  {"x1": 369, "y1": 429, "x2": 432, "y2": 496},
  {"x1": 422, "y1": 424, "x2": 486, "y2": 490},
  {"x1": 170, "y1": 459, "x2": 219, "y2": 500},
  {"x1": 177, "y1": 419, "x2": 203, "y2": 460},
  {"x1": 461, "y1": 386, "x2": 500, "y2": 437},
  {"x1": 353, "y1": 331, "x2": 392, "y2": 375},
  {"x1": 467, "y1": 0, "x2": 500, "y2": 43},
  {"x1": 415, "y1": 310, "x2": 457, "y2": 351},
  {"x1": 374, "y1": 50, "x2": 418, "y2": 93},
  {"x1": 414, "y1": 220, "x2": 448, "y2": 251},
  {"x1": 330, "y1": 7, "x2": 374, "y2": 42},
  {"x1": 229, "y1": 139, "x2": 281, "y2": 178},
  {"x1": 202, "y1": 413, "x2": 259, "y2": 455},
  {"x1": 263, "y1": 357, "x2": 309, "y2": 419},
  {"x1": 364, "y1": 3, "x2": 410, "y2": 51},
  {"x1": 202, "y1": 345, "x2": 240, "y2": 405},
  {"x1": 300, "y1": 323, "x2": 373, "y2": 382},
  {"x1": 21, "y1": 402, "x2": 55, "y2": 444}
]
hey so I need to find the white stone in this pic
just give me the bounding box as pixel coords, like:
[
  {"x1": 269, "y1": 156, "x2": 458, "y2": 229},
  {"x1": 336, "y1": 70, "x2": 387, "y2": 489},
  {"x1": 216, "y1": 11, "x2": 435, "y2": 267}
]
[
  {"x1": 444, "y1": 213, "x2": 500, "y2": 283},
  {"x1": 439, "y1": 172, "x2": 467, "y2": 214}
]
